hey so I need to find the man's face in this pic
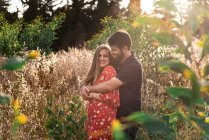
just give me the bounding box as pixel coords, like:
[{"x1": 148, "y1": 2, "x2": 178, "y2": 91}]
[{"x1": 110, "y1": 45, "x2": 123, "y2": 62}]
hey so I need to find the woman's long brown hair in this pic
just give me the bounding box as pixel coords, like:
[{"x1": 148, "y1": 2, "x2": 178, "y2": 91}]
[{"x1": 84, "y1": 44, "x2": 114, "y2": 85}]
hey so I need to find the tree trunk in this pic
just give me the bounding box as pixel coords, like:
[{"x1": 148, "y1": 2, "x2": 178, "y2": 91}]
[{"x1": 128, "y1": 0, "x2": 141, "y2": 14}]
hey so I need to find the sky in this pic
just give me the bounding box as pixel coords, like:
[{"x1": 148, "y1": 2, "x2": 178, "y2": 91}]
[{"x1": 8, "y1": 0, "x2": 154, "y2": 17}]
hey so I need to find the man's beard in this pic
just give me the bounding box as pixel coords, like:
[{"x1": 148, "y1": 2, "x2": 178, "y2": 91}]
[{"x1": 114, "y1": 52, "x2": 124, "y2": 64}]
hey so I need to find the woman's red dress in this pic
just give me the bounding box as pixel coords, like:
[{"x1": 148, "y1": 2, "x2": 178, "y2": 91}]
[{"x1": 86, "y1": 65, "x2": 120, "y2": 140}]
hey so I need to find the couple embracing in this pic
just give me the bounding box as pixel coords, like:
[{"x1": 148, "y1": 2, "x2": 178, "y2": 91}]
[{"x1": 80, "y1": 30, "x2": 143, "y2": 140}]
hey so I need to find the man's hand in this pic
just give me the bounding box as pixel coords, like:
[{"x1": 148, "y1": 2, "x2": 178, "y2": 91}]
[{"x1": 80, "y1": 86, "x2": 91, "y2": 100}]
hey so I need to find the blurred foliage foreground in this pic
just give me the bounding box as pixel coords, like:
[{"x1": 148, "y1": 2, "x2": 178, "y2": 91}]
[
  {"x1": 88, "y1": 0, "x2": 209, "y2": 139},
  {"x1": 112, "y1": 0, "x2": 209, "y2": 140},
  {"x1": 1, "y1": 0, "x2": 209, "y2": 139}
]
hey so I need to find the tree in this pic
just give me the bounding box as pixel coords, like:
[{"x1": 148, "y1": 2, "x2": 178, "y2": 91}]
[
  {"x1": 21, "y1": 0, "x2": 40, "y2": 22},
  {"x1": 52, "y1": 0, "x2": 124, "y2": 50},
  {"x1": 19, "y1": 0, "x2": 124, "y2": 50},
  {"x1": 0, "y1": 0, "x2": 18, "y2": 22},
  {"x1": 0, "y1": 0, "x2": 9, "y2": 13},
  {"x1": 128, "y1": 0, "x2": 141, "y2": 14},
  {"x1": 21, "y1": 0, "x2": 61, "y2": 22}
]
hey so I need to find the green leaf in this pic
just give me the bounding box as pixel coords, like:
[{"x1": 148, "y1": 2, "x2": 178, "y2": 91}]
[
  {"x1": 127, "y1": 112, "x2": 168, "y2": 134},
  {"x1": 155, "y1": 0, "x2": 178, "y2": 13},
  {"x1": 152, "y1": 32, "x2": 184, "y2": 47},
  {"x1": 66, "y1": 115, "x2": 77, "y2": 129},
  {"x1": 127, "y1": 112, "x2": 156, "y2": 123},
  {"x1": 143, "y1": 121, "x2": 168, "y2": 134},
  {"x1": 175, "y1": 46, "x2": 191, "y2": 61},
  {"x1": 45, "y1": 118, "x2": 59, "y2": 129},
  {"x1": 166, "y1": 87, "x2": 191, "y2": 106},
  {"x1": 112, "y1": 120, "x2": 127, "y2": 140},
  {"x1": 192, "y1": 117, "x2": 209, "y2": 133},
  {"x1": 76, "y1": 102, "x2": 81, "y2": 110},
  {"x1": 162, "y1": 112, "x2": 178, "y2": 124},
  {"x1": 1, "y1": 57, "x2": 26, "y2": 71},
  {"x1": 78, "y1": 116, "x2": 86, "y2": 126},
  {"x1": 186, "y1": 3, "x2": 208, "y2": 35},
  {"x1": 135, "y1": 16, "x2": 163, "y2": 28},
  {"x1": 0, "y1": 93, "x2": 11, "y2": 105},
  {"x1": 201, "y1": 35, "x2": 209, "y2": 59},
  {"x1": 158, "y1": 59, "x2": 190, "y2": 74},
  {"x1": 113, "y1": 129, "x2": 127, "y2": 140},
  {"x1": 45, "y1": 108, "x2": 53, "y2": 115},
  {"x1": 69, "y1": 103, "x2": 75, "y2": 112},
  {"x1": 166, "y1": 87, "x2": 191, "y2": 98},
  {"x1": 202, "y1": 93, "x2": 209, "y2": 105},
  {"x1": 58, "y1": 109, "x2": 64, "y2": 117},
  {"x1": 152, "y1": 32, "x2": 191, "y2": 60},
  {"x1": 158, "y1": 60, "x2": 200, "y2": 103},
  {"x1": 170, "y1": 20, "x2": 181, "y2": 28}
]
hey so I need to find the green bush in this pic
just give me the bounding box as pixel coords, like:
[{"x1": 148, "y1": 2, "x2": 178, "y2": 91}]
[
  {"x1": 0, "y1": 13, "x2": 22, "y2": 56},
  {"x1": 0, "y1": 13, "x2": 65, "y2": 57},
  {"x1": 20, "y1": 13, "x2": 65, "y2": 54},
  {"x1": 45, "y1": 95, "x2": 87, "y2": 140}
]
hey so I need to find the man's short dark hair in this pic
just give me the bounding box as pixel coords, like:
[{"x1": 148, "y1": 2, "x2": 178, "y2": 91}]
[{"x1": 107, "y1": 30, "x2": 132, "y2": 50}]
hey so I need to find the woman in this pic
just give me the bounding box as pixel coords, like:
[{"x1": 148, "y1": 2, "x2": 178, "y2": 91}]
[{"x1": 83, "y1": 44, "x2": 119, "y2": 140}]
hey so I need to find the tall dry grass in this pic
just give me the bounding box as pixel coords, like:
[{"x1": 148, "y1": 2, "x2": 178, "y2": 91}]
[
  {"x1": 0, "y1": 48, "x2": 92, "y2": 139},
  {"x1": 0, "y1": 47, "x2": 203, "y2": 139}
]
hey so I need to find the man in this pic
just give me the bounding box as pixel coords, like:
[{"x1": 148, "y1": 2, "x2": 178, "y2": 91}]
[{"x1": 81, "y1": 30, "x2": 143, "y2": 139}]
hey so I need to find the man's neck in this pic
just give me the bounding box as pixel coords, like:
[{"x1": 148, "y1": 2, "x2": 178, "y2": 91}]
[{"x1": 120, "y1": 51, "x2": 132, "y2": 64}]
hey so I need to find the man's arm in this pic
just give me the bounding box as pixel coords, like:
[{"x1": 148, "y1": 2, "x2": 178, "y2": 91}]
[{"x1": 87, "y1": 77, "x2": 123, "y2": 93}]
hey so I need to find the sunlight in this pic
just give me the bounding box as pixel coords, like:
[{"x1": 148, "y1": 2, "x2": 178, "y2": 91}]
[
  {"x1": 10, "y1": 0, "x2": 154, "y2": 16},
  {"x1": 175, "y1": 0, "x2": 189, "y2": 12},
  {"x1": 141, "y1": 0, "x2": 154, "y2": 14},
  {"x1": 9, "y1": 0, "x2": 189, "y2": 17},
  {"x1": 120, "y1": 0, "x2": 154, "y2": 14},
  {"x1": 8, "y1": 0, "x2": 22, "y2": 13},
  {"x1": 120, "y1": 0, "x2": 130, "y2": 8}
]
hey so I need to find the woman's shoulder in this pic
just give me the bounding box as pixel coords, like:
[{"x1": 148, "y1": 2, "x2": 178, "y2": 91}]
[
  {"x1": 103, "y1": 65, "x2": 115, "y2": 72},
  {"x1": 101, "y1": 65, "x2": 116, "y2": 79}
]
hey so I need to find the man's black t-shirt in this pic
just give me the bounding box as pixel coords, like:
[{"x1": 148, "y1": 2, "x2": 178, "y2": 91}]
[{"x1": 115, "y1": 55, "x2": 142, "y2": 118}]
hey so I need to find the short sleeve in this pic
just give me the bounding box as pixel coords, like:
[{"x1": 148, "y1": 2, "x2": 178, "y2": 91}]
[{"x1": 100, "y1": 66, "x2": 116, "y2": 81}]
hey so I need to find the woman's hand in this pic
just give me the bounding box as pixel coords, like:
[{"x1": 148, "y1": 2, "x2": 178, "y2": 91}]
[
  {"x1": 89, "y1": 92, "x2": 101, "y2": 100},
  {"x1": 80, "y1": 86, "x2": 91, "y2": 100}
]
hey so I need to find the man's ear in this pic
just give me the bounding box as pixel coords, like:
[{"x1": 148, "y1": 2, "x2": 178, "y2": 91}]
[{"x1": 122, "y1": 45, "x2": 129, "y2": 51}]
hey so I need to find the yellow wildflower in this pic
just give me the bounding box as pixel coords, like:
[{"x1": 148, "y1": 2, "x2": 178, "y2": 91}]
[
  {"x1": 28, "y1": 50, "x2": 40, "y2": 59},
  {"x1": 200, "y1": 86, "x2": 209, "y2": 93},
  {"x1": 197, "y1": 40, "x2": 204, "y2": 48},
  {"x1": 200, "y1": 69, "x2": 204, "y2": 78},
  {"x1": 197, "y1": 112, "x2": 206, "y2": 118},
  {"x1": 12, "y1": 99, "x2": 20, "y2": 112},
  {"x1": 158, "y1": 66, "x2": 168, "y2": 71},
  {"x1": 182, "y1": 69, "x2": 192, "y2": 78},
  {"x1": 111, "y1": 119, "x2": 122, "y2": 132},
  {"x1": 191, "y1": 120, "x2": 198, "y2": 128},
  {"x1": 204, "y1": 117, "x2": 209, "y2": 123},
  {"x1": 197, "y1": 35, "x2": 208, "y2": 48},
  {"x1": 178, "y1": 106, "x2": 188, "y2": 119},
  {"x1": 132, "y1": 21, "x2": 139, "y2": 28},
  {"x1": 16, "y1": 114, "x2": 28, "y2": 124}
]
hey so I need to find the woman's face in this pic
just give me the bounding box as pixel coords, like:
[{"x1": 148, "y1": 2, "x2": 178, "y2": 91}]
[{"x1": 98, "y1": 49, "x2": 110, "y2": 68}]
